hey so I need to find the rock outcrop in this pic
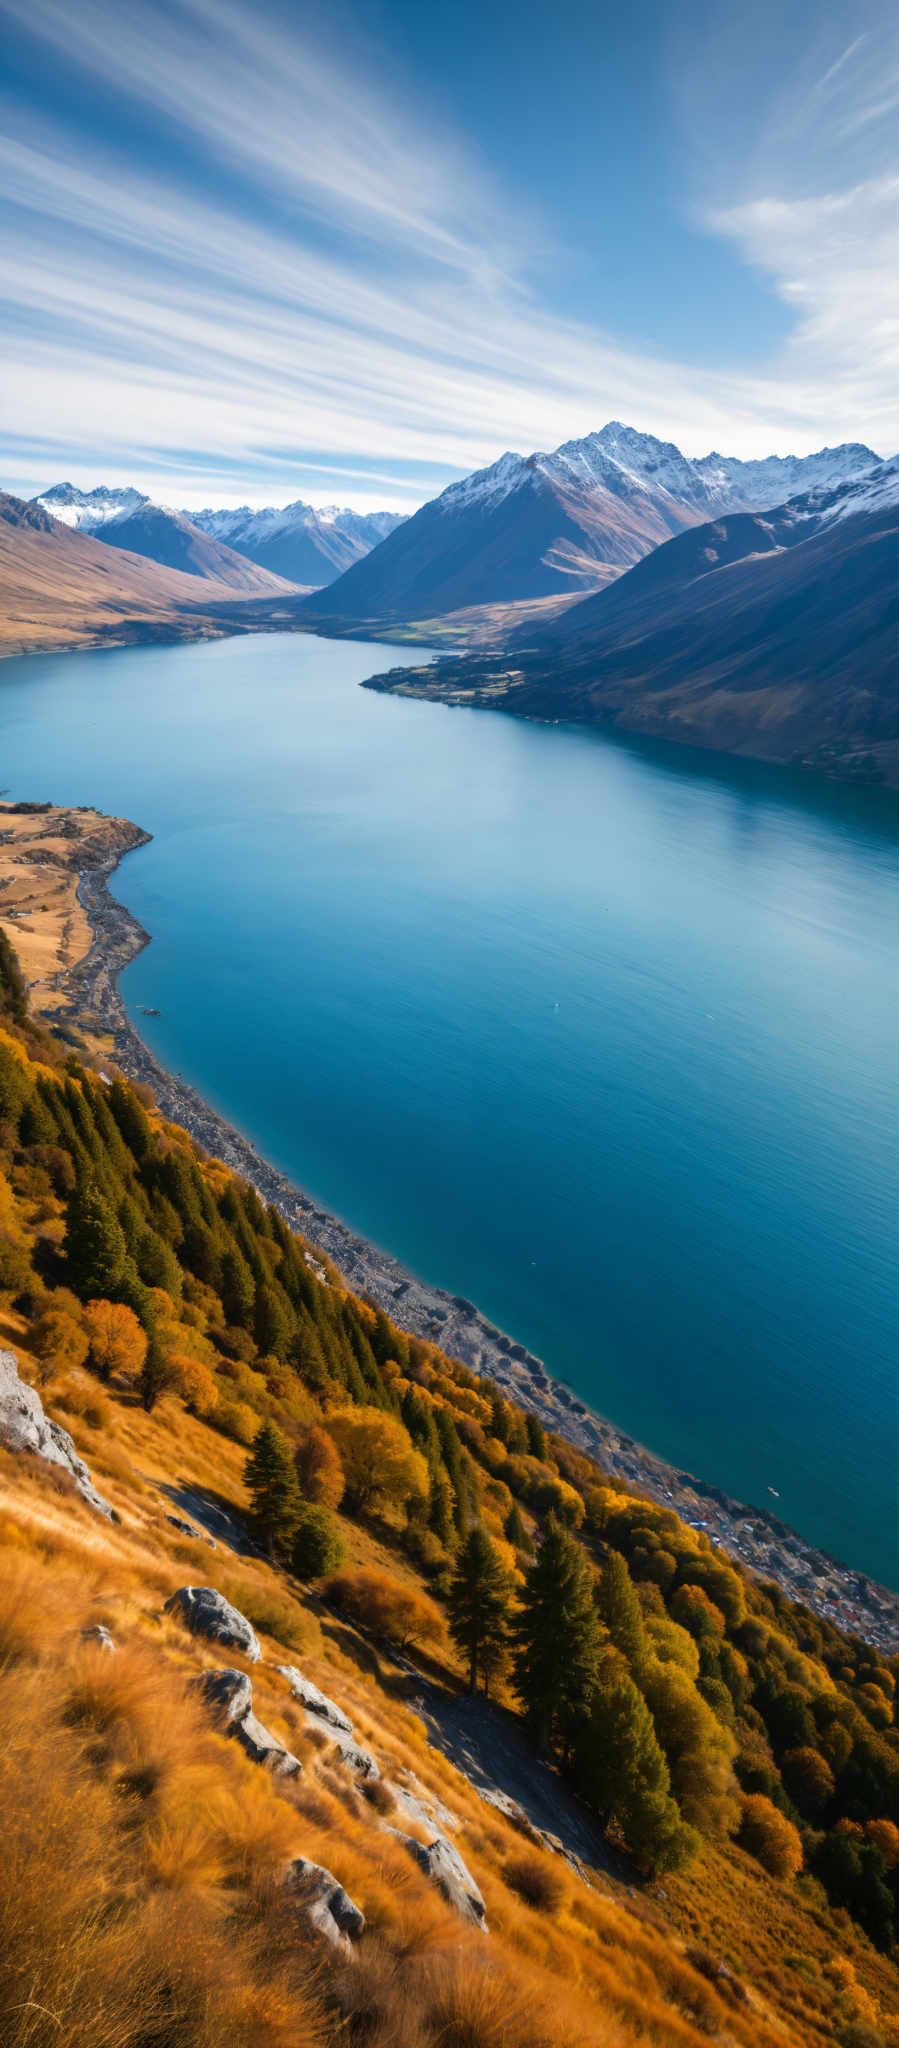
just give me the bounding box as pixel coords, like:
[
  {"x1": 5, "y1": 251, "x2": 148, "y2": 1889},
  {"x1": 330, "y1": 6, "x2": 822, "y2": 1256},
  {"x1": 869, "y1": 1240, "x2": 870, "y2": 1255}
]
[
  {"x1": 0, "y1": 1349, "x2": 113, "y2": 1517},
  {"x1": 388, "y1": 1829, "x2": 487, "y2": 1930},
  {"x1": 284, "y1": 1858, "x2": 365, "y2": 1954},
  {"x1": 193, "y1": 1665, "x2": 302, "y2": 1776},
  {"x1": 277, "y1": 1665, "x2": 353, "y2": 1733},
  {"x1": 165, "y1": 1585, "x2": 261, "y2": 1662}
]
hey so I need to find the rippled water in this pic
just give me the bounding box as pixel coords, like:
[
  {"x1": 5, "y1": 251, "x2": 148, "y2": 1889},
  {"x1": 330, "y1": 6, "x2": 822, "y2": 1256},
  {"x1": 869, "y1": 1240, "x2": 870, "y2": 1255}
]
[{"x1": 2, "y1": 630, "x2": 898, "y2": 1584}]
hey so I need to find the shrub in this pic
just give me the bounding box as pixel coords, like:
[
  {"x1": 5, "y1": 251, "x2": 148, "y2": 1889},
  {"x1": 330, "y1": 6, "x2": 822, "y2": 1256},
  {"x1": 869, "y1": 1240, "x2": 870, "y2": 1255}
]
[
  {"x1": 291, "y1": 1504, "x2": 345, "y2": 1579},
  {"x1": 503, "y1": 1852, "x2": 567, "y2": 1913},
  {"x1": 30, "y1": 1306, "x2": 89, "y2": 1379},
  {"x1": 739, "y1": 1793, "x2": 803, "y2": 1879},
  {"x1": 326, "y1": 1567, "x2": 443, "y2": 1651}
]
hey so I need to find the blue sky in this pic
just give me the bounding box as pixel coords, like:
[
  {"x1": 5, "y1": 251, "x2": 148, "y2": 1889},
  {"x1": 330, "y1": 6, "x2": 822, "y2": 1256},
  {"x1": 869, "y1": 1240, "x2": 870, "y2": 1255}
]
[{"x1": 2, "y1": 0, "x2": 899, "y2": 510}]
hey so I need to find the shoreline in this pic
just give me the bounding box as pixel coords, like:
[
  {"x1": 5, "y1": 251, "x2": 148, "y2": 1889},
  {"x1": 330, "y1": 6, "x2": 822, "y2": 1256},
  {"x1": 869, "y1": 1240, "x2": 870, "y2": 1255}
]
[{"x1": 43, "y1": 817, "x2": 899, "y2": 1651}]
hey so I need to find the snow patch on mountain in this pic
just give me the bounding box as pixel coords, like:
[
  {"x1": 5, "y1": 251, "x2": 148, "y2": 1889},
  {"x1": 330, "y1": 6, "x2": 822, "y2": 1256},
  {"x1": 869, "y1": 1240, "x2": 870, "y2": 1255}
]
[{"x1": 36, "y1": 483, "x2": 150, "y2": 531}]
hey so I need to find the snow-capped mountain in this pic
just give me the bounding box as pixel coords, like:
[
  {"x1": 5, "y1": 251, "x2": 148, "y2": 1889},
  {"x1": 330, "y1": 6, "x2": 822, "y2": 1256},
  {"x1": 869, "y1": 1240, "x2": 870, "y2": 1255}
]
[
  {"x1": 310, "y1": 424, "x2": 882, "y2": 619},
  {"x1": 35, "y1": 483, "x2": 149, "y2": 530},
  {"x1": 33, "y1": 484, "x2": 404, "y2": 589},
  {"x1": 189, "y1": 499, "x2": 406, "y2": 584},
  {"x1": 31, "y1": 487, "x2": 295, "y2": 595}
]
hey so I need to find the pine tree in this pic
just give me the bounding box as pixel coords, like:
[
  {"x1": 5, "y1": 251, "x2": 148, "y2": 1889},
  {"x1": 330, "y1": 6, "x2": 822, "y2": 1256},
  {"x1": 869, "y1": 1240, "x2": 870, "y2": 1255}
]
[
  {"x1": 64, "y1": 1179, "x2": 127, "y2": 1300},
  {"x1": 220, "y1": 1243, "x2": 256, "y2": 1328},
  {"x1": 244, "y1": 1419, "x2": 300, "y2": 1558},
  {"x1": 139, "y1": 1329, "x2": 172, "y2": 1414},
  {"x1": 504, "y1": 1501, "x2": 533, "y2": 1555},
  {"x1": 514, "y1": 1516, "x2": 600, "y2": 1755},
  {"x1": 447, "y1": 1525, "x2": 511, "y2": 1697},
  {"x1": 525, "y1": 1412, "x2": 547, "y2": 1461},
  {"x1": 0, "y1": 925, "x2": 28, "y2": 1024},
  {"x1": 576, "y1": 1664, "x2": 697, "y2": 1875},
  {"x1": 596, "y1": 1549, "x2": 646, "y2": 1671}
]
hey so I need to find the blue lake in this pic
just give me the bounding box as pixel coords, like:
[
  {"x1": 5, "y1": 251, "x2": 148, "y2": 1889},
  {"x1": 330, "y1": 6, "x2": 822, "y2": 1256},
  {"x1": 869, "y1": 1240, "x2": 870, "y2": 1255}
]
[{"x1": 2, "y1": 630, "x2": 898, "y2": 1585}]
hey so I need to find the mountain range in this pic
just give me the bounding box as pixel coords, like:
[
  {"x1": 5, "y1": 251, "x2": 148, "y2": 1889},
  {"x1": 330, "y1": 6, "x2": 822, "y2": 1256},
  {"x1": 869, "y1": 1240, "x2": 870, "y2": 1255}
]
[
  {"x1": 365, "y1": 456, "x2": 899, "y2": 785},
  {"x1": 35, "y1": 484, "x2": 404, "y2": 590},
  {"x1": 0, "y1": 492, "x2": 295, "y2": 657},
  {"x1": 305, "y1": 424, "x2": 881, "y2": 619}
]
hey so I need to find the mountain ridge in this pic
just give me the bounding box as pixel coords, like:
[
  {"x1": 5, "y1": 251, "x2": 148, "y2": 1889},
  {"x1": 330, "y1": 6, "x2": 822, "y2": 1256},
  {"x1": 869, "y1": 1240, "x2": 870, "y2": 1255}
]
[{"x1": 305, "y1": 423, "x2": 882, "y2": 618}]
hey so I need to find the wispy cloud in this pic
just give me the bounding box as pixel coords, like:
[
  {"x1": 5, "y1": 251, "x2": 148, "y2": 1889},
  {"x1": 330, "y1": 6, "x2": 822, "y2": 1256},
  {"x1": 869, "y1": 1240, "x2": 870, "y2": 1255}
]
[{"x1": 1, "y1": 0, "x2": 899, "y2": 506}]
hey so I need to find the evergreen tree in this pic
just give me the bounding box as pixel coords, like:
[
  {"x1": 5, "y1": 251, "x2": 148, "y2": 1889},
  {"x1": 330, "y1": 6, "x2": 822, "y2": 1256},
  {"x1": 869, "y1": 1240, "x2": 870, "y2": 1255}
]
[
  {"x1": 291, "y1": 1503, "x2": 345, "y2": 1579},
  {"x1": 504, "y1": 1501, "x2": 533, "y2": 1555},
  {"x1": 0, "y1": 924, "x2": 28, "y2": 1024},
  {"x1": 254, "y1": 1280, "x2": 293, "y2": 1359},
  {"x1": 577, "y1": 1664, "x2": 697, "y2": 1875},
  {"x1": 64, "y1": 1179, "x2": 127, "y2": 1299},
  {"x1": 525, "y1": 1411, "x2": 547, "y2": 1461},
  {"x1": 447, "y1": 1525, "x2": 511, "y2": 1697},
  {"x1": 514, "y1": 1516, "x2": 600, "y2": 1755},
  {"x1": 597, "y1": 1549, "x2": 646, "y2": 1670},
  {"x1": 220, "y1": 1243, "x2": 256, "y2": 1328},
  {"x1": 139, "y1": 1329, "x2": 172, "y2": 1414},
  {"x1": 244, "y1": 1419, "x2": 300, "y2": 1559}
]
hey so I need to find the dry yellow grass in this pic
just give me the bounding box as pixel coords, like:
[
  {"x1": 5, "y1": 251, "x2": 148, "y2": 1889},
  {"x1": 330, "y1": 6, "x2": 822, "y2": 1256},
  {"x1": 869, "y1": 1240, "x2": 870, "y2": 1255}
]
[{"x1": 3, "y1": 1345, "x2": 898, "y2": 2048}]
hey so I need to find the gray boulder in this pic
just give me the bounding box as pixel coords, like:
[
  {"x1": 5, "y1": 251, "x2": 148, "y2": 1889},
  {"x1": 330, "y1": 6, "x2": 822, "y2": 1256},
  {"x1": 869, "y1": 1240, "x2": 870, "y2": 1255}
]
[
  {"x1": 234, "y1": 1709, "x2": 302, "y2": 1777},
  {"x1": 164, "y1": 1585, "x2": 260, "y2": 1662},
  {"x1": 193, "y1": 1665, "x2": 253, "y2": 1724},
  {"x1": 389, "y1": 1830, "x2": 487, "y2": 1930},
  {"x1": 309, "y1": 1716, "x2": 379, "y2": 1780},
  {"x1": 166, "y1": 1511, "x2": 216, "y2": 1548},
  {"x1": 277, "y1": 1665, "x2": 353, "y2": 1733},
  {"x1": 193, "y1": 1665, "x2": 301, "y2": 1776},
  {"x1": 0, "y1": 1349, "x2": 113, "y2": 1518},
  {"x1": 81, "y1": 1624, "x2": 116, "y2": 1652},
  {"x1": 285, "y1": 1858, "x2": 365, "y2": 1953}
]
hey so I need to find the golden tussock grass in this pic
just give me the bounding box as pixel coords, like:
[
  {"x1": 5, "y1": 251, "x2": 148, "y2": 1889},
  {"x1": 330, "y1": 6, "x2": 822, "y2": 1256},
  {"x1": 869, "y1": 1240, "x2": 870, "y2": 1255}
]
[{"x1": 1, "y1": 1366, "x2": 898, "y2": 2048}]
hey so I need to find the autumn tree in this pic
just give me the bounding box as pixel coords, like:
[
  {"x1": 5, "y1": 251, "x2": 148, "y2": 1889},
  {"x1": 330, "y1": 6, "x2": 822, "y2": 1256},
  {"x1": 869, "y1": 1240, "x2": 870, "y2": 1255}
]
[
  {"x1": 243, "y1": 1419, "x2": 300, "y2": 1559},
  {"x1": 167, "y1": 1352, "x2": 218, "y2": 1417},
  {"x1": 514, "y1": 1517, "x2": 599, "y2": 1755},
  {"x1": 324, "y1": 1406, "x2": 428, "y2": 1514},
  {"x1": 447, "y1": 1524, "x2": 512, "y2": 1696},
  {"x1": 30, "y1": 1304, "x2": 89, "y2": 1382},
  {"x1": 739, "y1": 1794, "x2": 803, "y2": 1879},
  {"x1": 294, "y1": 1423, "x2": 344, "y2": 1510},
  {"x1": 83, "y1": 1298, "x2": 147, "y2": 1382}
]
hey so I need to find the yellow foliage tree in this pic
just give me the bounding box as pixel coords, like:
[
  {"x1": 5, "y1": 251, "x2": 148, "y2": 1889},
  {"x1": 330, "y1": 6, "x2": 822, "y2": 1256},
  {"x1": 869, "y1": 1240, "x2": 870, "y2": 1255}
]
[
  {"x1": 739, "y1": 1794, "x2": 803, "y2": 1879},
  {"x1": 168, "y1": 1352, "x2": 219, "y2": 1418},
  {"x1": 84, "y1": 1298, "x2": 147, "y2": 1382},
  {"x1": 324, "y1": 1406, "x2": 428, "y2": 1512}
]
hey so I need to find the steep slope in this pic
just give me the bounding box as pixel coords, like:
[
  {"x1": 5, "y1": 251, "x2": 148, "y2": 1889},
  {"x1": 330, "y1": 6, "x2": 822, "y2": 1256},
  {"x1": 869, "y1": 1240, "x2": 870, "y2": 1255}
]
[
  {"x1": 365, "y1": 492, "x2": 899, "y2": 785},
  {"x1": 0, "y1": 492, "x2": 283, "y2": 656},
  {"x1": 90, "y1": 501, "x2": 297, "y2": 594},
  {"x1": 190, "y1": 499, "x2": 406, "y2": 584},
  {"x1": 307, "y1": 424, "x2": 879, "y2": 618}
]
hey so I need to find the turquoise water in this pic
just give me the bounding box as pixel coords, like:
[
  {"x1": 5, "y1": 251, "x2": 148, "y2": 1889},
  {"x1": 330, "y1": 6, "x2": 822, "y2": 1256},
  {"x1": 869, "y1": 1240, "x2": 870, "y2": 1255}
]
[{"x1": 2, "y1": 631, "x2": 898, "y2": 1585}]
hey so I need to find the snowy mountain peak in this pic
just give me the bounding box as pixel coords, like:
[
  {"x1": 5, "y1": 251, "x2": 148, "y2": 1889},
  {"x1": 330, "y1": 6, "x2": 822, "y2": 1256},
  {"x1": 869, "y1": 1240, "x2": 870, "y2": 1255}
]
[{"x1": 36, "y1": 483, "x2": 150, "y2": 531}]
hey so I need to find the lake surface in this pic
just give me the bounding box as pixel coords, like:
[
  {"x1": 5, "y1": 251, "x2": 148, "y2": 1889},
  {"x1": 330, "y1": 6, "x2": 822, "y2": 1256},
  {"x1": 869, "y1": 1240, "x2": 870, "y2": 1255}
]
[{"x1": 2, "y1": 631, "x2": 898, "y2": 1585}]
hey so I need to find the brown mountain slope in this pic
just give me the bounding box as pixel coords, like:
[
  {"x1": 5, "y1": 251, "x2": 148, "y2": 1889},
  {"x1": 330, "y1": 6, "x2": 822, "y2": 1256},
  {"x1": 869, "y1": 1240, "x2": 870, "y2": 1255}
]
[
  {"x1": 0, "y1": 494, "x2": 295, "y2": 657},
  {"x1": 92, "y1": 501, "x2": 298, "y2": 594},
  {"x1": 364, "y1": 503, "x2": 899, "y2": 786}
]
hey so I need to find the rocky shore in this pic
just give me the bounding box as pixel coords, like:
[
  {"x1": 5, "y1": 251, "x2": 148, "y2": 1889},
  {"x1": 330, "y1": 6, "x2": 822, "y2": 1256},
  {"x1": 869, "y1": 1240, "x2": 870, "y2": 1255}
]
[{"x1": 38, "y1": 811, "x2": 899, "y2": 1652}]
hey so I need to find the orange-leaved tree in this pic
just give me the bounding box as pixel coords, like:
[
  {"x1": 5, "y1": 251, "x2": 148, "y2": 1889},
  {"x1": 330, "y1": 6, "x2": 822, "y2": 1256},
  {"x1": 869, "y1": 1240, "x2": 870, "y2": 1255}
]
[{"x1": 84, "y1": 1298, "x2": 148, "y2": 1382}]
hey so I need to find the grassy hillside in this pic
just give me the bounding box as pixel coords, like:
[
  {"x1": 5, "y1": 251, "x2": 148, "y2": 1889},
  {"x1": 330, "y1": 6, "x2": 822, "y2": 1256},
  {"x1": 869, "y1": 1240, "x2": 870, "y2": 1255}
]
[{"x1": 1, "y1": 939, "x2": 898, "y2": 2048}]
